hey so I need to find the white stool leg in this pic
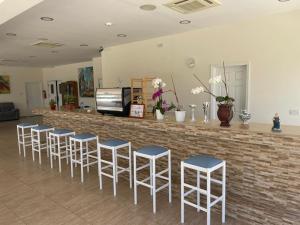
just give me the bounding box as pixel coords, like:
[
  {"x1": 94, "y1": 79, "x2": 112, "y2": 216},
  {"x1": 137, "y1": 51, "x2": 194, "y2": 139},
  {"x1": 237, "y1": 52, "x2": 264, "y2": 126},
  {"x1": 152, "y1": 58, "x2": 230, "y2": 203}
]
[
  {"x1": 50, "y1": 135, "x2": 54, "y2": 169},
  {"x1": 181, "y1": 162, "x2": 185, "y2": 224},
  {"x1": 58, "y1": 137, "x2": 62, "y2": 173},
  {"x1": 207, "y1": 171, "x2": 211, "y2": 225},
  {"x1": 97, "y1": 143, "x2": 103, "y2": 190},
  {"x1": 65, "y1": 136, "x2": 69, "y2": 165},
  {"x1": 38, "y1": 132, "x2": 42, "y2": 164},
  {"x1": 31, "y1": 130, "x2": 35, "y2": 162},
  {"x1": 70, "y1": 139, "x2": 74, "y2": 178},
  {"x1": 22, "y1": 127, "x2": 26, "y2": 157},
  {"x1": 152, "y1": 157, "x2": 156, "y2": 214},
  {"x1": 150, "y1": 159, "x2": 153, "y2": 196},
  {"x1": 46, "y1": 131, "x2": 49, "y2": 158},
  {"x1": 86, "y1": 141, "x2": 89, "y2": 173},
  {"x1": 222, "y1": 162, "x2": 226, "y2": 223},
  {"x1": 80, "y1": 141, "x2": 84, "y2": 183},
  {"x1": 112, "y1": 148, "x2": 117, "y2": 196},
  {"x1": 133, "y1": 152, "x2": 137, "y2": 205},
  {"x1": 197, "y1": 170, "x2": 200, "y2": 212},
  {"x1": 115, "y1": 148, "x2": 118, "y2": 183},
  {"x1": 168, "y1": 150, "x2": 172, "y2": 203},
  {"x1": 128, "y1": 143, "x2": 132, "y2": 189},
  {"x1": 74, "y1": 140, "x2": 77, "y2": 167},
  {"x1": 17, "y1": 127, "x2": 21, "y2": 155}
]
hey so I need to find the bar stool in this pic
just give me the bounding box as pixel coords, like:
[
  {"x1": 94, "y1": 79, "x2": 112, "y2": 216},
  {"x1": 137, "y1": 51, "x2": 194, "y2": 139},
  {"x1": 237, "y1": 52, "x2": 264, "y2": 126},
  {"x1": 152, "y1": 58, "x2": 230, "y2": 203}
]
[
  {"x1": 31, "y1": 125, "x2": 54, "y2": 164},
  {"x1": 49, "y1": 129, "x2": 75, "y2": 173},
  {"x1": 17, "y1": 123, "x2": 38, "y2": 157},
  {"x1": 133, "y1": 145, "x2": 172, "y2": 214},
  {"x1": 181, "y1": 155, "x2": 226, "y2": 225},
  {"x1": 70, "y1": 133, "x2": 98, "y2": 183},
  {"x1": 97, "y1": 139, "x2": 132, "y2": 196}
]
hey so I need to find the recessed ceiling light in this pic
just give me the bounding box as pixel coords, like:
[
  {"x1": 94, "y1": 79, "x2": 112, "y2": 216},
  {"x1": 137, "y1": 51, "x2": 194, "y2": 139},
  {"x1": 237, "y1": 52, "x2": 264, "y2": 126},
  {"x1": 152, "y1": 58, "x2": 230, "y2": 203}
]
[
  {"x1": 80, "y1": 44, "x2": 88, "y2": 47},
  {"x1": 40, "y1": 17, "x2": 54, "y2": 21},
  {"x1": 278, "y1": 0, "x2": 290, "y2": 2},
  {"x1": 117, "y1": 34, "x2": 127, "y2": 38},
  {"x1": 140, "y1": 4, "x2": 157, "y2": 11},
  {"x1": 105, "y1": 22, "x2": 113, "y2": 26},
  {"x1": 6, "y1": 33, "x2": 16, "y2": 37},
  {"x1": 179, "y1": 20, "x2": 191, "y2": 24}
]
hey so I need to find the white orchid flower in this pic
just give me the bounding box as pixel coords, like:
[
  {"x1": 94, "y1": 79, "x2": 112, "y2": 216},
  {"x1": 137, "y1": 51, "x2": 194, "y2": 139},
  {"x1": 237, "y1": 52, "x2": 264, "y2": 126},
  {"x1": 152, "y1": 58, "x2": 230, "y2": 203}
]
[
  {"x1": 209, "y1": 75, "x2": 222, "y2": 84},
  {"x1": 191, "y1": 86, "x2": 204, "y2": 95},
  {"x1": 161, "y1": 82, "x2": 166, "y2": 87}
]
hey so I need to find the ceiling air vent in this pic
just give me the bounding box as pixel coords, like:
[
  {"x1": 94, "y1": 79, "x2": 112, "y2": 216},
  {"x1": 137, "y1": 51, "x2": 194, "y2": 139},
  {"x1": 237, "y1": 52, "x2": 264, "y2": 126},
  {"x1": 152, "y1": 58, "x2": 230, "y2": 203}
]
[
  {"x1": 31, "y1": 41, "x2": 64, "y2": 48},
  {"x1": 164, "y1": 0, "x2": 221, "y2": 14}
]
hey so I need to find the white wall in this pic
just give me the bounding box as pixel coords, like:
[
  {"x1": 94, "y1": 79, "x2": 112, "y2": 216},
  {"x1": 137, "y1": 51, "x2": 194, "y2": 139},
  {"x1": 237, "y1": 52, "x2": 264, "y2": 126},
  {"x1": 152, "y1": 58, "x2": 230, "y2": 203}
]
[
  {"x1": 0, "y1": 65, "x2": 43, "y2": 116},
  {"x1": 42, "y1": 57, "x2": 102, "y2": 108},
  {"x1": 101, "y1": 10, "x2": 300, "y2": 126}
]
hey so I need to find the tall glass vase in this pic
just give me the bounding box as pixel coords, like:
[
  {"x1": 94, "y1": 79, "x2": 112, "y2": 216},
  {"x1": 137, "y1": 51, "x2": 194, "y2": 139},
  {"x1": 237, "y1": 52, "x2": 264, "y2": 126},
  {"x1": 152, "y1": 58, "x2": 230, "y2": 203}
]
[
  {"x1": 203, "y1": 102, "x2": 209, "y2": 123},
  {"x1": 189, "y1": 104, "x2": 197, "y2": 122}
]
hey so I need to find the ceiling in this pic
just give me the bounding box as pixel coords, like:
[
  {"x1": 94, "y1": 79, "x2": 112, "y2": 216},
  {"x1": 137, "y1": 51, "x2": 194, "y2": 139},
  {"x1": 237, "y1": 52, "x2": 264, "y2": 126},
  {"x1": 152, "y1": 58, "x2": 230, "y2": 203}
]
[{"x1": 0, "y1": 0, "x2": 299, "y2": 67}]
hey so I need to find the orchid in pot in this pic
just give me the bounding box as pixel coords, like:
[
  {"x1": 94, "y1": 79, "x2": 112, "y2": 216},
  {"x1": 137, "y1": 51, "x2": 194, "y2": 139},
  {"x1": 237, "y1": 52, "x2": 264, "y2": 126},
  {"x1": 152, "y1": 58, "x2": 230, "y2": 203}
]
[
  {"x1": 191, "y1": 62, "x2": 235, "y2": 127},
  {"x1": 171, "y1": 75, "x2": 186, "y2": 122},
  {"x1": 152, "y1": 78, "x2": 175, "y2": 120}
]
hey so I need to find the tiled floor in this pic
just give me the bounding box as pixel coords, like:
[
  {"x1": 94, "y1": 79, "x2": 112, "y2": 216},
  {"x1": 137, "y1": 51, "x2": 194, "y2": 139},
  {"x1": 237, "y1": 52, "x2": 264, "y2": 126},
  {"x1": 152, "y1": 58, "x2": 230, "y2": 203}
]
[{"x1": 0, "y1": 118, "x2": 244, "y2": 225}]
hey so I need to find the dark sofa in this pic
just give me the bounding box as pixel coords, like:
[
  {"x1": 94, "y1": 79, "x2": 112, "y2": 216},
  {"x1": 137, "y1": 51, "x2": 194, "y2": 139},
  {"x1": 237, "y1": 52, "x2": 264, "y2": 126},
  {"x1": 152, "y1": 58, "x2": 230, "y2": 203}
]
[{"x1": 0, "y1": 102, "x2": 20, "y2": 121}]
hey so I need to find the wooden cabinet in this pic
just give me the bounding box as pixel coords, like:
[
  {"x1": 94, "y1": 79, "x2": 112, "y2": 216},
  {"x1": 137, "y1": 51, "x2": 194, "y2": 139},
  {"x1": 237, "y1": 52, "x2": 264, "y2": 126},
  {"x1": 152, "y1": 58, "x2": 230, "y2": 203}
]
[{"x1": 59, "y1": 81, "x2": 79, "y2": 108}]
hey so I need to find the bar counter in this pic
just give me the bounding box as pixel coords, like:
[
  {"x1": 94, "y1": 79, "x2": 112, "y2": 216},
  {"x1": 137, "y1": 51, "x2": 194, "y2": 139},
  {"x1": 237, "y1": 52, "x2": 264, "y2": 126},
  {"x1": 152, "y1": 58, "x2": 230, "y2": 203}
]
[{"x1": 33, "y1": 109, "x2": 300, "y2": 225}]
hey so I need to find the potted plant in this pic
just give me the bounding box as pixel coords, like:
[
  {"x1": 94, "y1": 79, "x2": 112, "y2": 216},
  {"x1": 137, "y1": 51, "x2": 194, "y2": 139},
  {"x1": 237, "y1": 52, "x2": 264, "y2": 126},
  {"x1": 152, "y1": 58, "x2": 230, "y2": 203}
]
[
  {"x1": 64, "y1": 95, "x2": 76, "y2": 111},
  {"x1": 152, "y1": 78, "x2": 175, "y2": 120},
  {"x1": 49, "y1": 99, "x2": 56, "y2": 110},
  {"x1": 191, "y1": 62, "x2": 235, "y2": 127},
  {"x1": 171, "y1": 75, "x2": 186, "y2": 122}
]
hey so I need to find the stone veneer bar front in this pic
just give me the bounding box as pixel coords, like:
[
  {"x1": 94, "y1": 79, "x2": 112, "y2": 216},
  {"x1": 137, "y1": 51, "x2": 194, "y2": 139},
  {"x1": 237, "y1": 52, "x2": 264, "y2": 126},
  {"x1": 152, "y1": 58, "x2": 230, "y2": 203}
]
[{"x1": 33, "y1": 109, "x2": 300, "y2": 225}]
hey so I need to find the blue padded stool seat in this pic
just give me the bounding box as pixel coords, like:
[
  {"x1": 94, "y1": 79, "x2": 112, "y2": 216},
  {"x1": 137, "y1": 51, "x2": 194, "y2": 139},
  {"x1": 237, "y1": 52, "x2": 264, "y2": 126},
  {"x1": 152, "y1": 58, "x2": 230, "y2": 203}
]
[
  {"x1": 102, "y1": 139, "x2": 128, "y2": 147},
  {"x1": 137, "y1": 145, "x2": 168, "y2": 156},
  {"x1": 184, "y1": 155, "x2": 223, "y2": 169},
  {"x1": 32, "y1": 125, "x2": 52, "y2": 131},
  {"x1": 73, "y1": 133, "x2": 96, "y2": 140},
  {"x1": 18, "y1": 123, "x2": 37, "y2": 127},
  {"x1": 51, "y1": 129, "x2": 73, "y2": 135}
]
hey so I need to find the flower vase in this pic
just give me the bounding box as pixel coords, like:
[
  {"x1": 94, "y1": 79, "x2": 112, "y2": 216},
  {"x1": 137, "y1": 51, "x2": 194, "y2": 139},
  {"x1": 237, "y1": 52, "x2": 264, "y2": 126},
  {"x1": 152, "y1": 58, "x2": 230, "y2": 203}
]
[
  {"x1": 175, "y1": 111, "x2": 186, "y2": 122},
  {"x1": 156, "y1": 109, "x2": 164, "y2": 120},
  {"x1": 217, "y1": 104, "x2": 234, "y2": 127}
]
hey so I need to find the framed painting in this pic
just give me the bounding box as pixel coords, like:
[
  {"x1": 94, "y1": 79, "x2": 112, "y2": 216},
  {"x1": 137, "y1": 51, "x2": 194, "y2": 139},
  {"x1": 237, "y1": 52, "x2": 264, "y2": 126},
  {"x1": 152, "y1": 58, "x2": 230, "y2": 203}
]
[
  {"x1": 78, "y1": 66, "x2": 94, "y2": 97},
  {"x1": 0, "y1": 75, "x2": 10, "y2": 94},
  {"x1": 129, "y1": 104, "x2": 145, "y2": 118}
]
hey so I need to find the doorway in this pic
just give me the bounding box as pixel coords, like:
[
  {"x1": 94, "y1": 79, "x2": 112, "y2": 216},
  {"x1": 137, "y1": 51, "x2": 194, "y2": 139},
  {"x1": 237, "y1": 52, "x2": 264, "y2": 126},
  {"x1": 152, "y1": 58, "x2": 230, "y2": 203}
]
[
  {"x1": 210, "y1": 63, "x2": 250, "y2": 121},
  {"x1": 47, "y1": 80, "x2": 62, "y2": 110},
  {"x1": 25, "y1": 82, "x2": 43, "y2": 115}
]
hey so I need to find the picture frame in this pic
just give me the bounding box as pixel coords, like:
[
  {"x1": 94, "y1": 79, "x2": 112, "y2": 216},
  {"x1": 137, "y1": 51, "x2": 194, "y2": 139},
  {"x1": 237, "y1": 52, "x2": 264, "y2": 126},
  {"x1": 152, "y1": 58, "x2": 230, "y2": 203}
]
[{"x1": 129, "y1": 104, "x2": 145, "y2": 118}]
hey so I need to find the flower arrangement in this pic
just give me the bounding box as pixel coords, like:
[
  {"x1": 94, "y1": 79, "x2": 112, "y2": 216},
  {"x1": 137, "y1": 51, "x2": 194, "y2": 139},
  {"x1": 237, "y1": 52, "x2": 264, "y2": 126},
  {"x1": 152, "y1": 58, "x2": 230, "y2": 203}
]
[
  {"x1": 191, "y1": 62, "x2": 235, "y2": 105},
  {"x1": 152, "y1": 78, "x2": 175, "y2": 115}
]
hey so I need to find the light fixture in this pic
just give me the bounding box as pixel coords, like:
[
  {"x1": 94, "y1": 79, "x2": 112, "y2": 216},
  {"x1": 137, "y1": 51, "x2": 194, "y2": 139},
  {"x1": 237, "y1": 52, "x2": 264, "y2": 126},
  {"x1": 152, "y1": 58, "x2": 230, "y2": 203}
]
[
  {"x1": 117, "y1": 34, "x2": 127, "y2": 38},
  {"x1": 105, "y1": 22, "x2": 113, "y2": 26},
  {"x1": 140, "y1": 4, "x2": 157, "y2": 11},
  {"x1": 179, "y1": 20, "x2": 191, "y2": 24},
  {"x1": 6, "y1": 33, "x2": 16, "y2": 37},
  {"x1": 278, "y1": 0, "x2": 290, "y2": 2},
  {"x1": 40, "y1": 17, "x2": 54, "y2": 21},
  {"x1": 51, "y1": 50, "x2": 58, "y2": 53},
  {"x1": 80, "y1": 44, "x2": 88, "y2": 47},
  {"x1": 0, "y1": 0, "x2": 5, "y2": 5}
]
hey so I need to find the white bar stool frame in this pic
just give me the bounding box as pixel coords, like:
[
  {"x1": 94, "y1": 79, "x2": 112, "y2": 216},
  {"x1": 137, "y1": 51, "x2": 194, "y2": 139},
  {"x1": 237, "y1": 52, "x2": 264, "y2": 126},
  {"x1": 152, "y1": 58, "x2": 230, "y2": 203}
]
[
  {"x1": 17, "y1": 123, "x2": 38, "y2": 157},
  {"x1": 31, "y1": 126, "x2": 54, "y2": 164},
  {"x1": 97, "y1": 141, "x2": 132, "y2": 197},
  {"x1": 133, "y1": 149, "x2": 172, "y2": 214},
  {"x1": 49, "y1": 130, "x2": 75, "y2": 173},
  {"x1": 181, "y1": 159, "x2": 226, "y2": 225},
  {"x1": 70, "y1": 135, "x2": 99, "y2": 183}
]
